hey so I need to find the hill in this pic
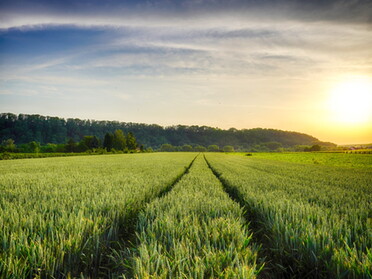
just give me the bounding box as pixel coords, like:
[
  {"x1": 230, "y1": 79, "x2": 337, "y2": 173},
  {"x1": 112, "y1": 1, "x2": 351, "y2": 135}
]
[{"x1": 0, "y1": 113, "x2": 333, "y2": 150}]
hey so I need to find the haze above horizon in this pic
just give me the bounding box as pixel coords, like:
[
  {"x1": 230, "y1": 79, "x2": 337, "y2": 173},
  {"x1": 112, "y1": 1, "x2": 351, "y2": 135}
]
[{"x1": 1, "y1": 0, "x2": 371, "y2": 144}]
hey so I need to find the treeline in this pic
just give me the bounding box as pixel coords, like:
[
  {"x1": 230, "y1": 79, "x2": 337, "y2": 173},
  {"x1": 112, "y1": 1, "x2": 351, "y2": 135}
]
[
  {"x1": 0, "y1": 130, "x2": 140, "y2": 154},
  {"x1": 159, "y1": 144, "x2": 233, "y2": 152},
  {"x1": 0, "y1": 113, "x2": 336, "y2": 150},
  {"x1": 158, "y1": 143, "x2": 329, "y2": 152}
]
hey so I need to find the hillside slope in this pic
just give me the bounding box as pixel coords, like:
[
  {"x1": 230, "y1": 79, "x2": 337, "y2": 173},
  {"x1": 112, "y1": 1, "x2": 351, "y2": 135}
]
[{"x1": 0, "y1": 113, "x2": 330, "y2": 149}]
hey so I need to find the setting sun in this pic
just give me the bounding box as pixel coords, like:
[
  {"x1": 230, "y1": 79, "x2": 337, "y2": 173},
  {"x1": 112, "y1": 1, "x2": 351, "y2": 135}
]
[{"x1": 328, "y1": 77, "x2": 372, "y2": 124}]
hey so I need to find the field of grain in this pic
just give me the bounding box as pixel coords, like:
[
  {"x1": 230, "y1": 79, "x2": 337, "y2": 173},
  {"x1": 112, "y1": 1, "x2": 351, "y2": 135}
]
[
  {"x1": 205, "y1": 153, "x2": 372, "y2": 278},
  {"x1": 0, "y1": 153, "x2": 195, "y2": 278},
  {"x1": 0, "y1": 152, "x2": 371, "y2": 278},
  {"x1": 248, "y1": 152, "x2": 372, "y2": 169}
]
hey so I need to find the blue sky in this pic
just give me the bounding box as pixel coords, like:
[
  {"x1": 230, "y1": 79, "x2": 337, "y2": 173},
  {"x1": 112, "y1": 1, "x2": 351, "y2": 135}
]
[{"x1": 0, "y1": 0, "x2": 372, "y2": 143}]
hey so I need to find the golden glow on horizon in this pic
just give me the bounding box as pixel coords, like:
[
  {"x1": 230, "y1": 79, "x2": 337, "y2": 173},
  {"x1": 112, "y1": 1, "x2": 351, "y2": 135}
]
[{"x1": 328, "y1": 77, "x2": 372, "y2": 125}]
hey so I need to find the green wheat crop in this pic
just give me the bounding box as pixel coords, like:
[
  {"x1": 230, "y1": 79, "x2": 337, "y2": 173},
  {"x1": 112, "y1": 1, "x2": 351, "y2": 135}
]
[
  {"x1": 0, "y1": 153, "x2": 195, "y2": 278},
  {"x1": 205, "y1": 153, "x2": 372, "y2": 278},
  {"x1": 130, "y1": 155, "x2": 259, "y2": 278},
  {"x1": 1, "y1": 152, "x2": 370, "y2": 279}
]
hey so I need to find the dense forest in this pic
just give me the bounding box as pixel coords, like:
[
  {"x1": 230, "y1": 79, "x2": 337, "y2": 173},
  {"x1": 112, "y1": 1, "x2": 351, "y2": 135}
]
[{"x1": 0, "y1": 113, "x2": 335, "y2": 151}]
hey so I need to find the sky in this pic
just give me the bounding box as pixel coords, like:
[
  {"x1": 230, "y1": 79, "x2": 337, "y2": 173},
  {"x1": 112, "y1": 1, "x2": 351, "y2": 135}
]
[{"x1": 0, "y1": 0, "x2": 371, "y2": 144}]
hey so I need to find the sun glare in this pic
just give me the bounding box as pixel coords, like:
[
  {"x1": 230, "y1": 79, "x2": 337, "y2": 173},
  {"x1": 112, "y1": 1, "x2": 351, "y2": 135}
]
[{"x1": 328, "y1": 77, "x2": 372, "y2": 124}]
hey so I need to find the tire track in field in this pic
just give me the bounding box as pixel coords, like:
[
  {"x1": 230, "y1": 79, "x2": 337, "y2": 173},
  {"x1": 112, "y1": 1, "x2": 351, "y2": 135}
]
[
  {"x1": 105, "y1": 154, "x2": 198, "y2": 278},
  {"x1": 204, "y1": 155, "x2": 274, "y2": 279},
  {"x1": 157, "y1": 154, "x2": 198, "y2": 199},
  {"x1": 127, "y1": 155, "x2": 260, "y2": 278}
]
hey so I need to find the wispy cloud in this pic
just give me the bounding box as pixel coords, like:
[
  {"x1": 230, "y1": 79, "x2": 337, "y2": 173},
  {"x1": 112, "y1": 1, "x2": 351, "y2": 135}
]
[
  {"x1": 1, "y1": 0, "x2": 372, "y2": 30},
  {"x1": 0, "y1": 0, "x2": 371, "y2": 143}
]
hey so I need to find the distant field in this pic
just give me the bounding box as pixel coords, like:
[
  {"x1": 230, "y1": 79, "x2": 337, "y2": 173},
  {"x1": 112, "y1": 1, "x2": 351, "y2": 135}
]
[
  {"x1": 245, "y1": 152, "x2": 372, "y2": 169},
  {"x1": 0, "y1": 152, "x2": 371, "y2": 278}
]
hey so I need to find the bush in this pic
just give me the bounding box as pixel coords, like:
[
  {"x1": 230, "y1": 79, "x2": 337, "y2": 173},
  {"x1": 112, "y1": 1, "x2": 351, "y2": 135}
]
[
  {"x1": 223, "y1": 145, "x2": 235, "y2": 152},
  {"x1": 208, "y1": 145, "x2": 220, "y2": 152},
  {"x1": 194, "y1": 145, "x2": 207, "y2": 152},
  {"x1": 0, "y1": 152, "x2": 12, "y2": 160}
]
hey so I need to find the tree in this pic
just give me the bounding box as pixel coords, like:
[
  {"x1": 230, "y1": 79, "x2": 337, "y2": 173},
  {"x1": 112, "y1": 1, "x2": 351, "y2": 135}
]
[
  {"x1": 194, "y1": 145, "x2": 207, "y2": 152},
  {"x1": 65, "y1": 138, "x2": 77, "y2": 153},
  {"x1": 223, "y1": 145, "x2": 234, "y2": 152},
  {"x1": 294, "y1": 145, "x2": 309, "y2": 152},
  {"x1": 304, "y1": 144, "x2": 321, "y2": 152},
  {"x1": 103, "y1": 133, "x2": 114, "y2": 151},
  {"x1": 41, "y1": 143, "x2": 58, "y2": 153},
  {"x1": 310, "y1": 144, "x2": 321, "y2": 152},
  {"x1": 28, "y1": 141, "x2": 40, "y2": 153},
  {"x1": 82, "y1": 136, "x2": 100, "y2": 150},
  {"x1": 0, "y1": 113, "x2": 329, "y2": 150},
  {"x1": 181, "y1": 144, "x2": 193, "y2": 152},
  {"x1": 262, "y1": 142, "x2": 282, "y2": 151},
  {"x1": 77, "y1": 141, "x2": 89, "y2": 152},
  {"x1": 208, "y1": 145, "x2": 219, "y2": 152},
  {"x1": 1, "y1": 139, "x2": 16, "y2": 152},
  {"x1": 160, "y1": 143, "x2": 175, "y2": 152},
  {"x1": 113, "y1": 130, "x2": 126, "y2": 151},
  {"x1": 126, "y1": 132, "x2": 137, "y2": 150}
]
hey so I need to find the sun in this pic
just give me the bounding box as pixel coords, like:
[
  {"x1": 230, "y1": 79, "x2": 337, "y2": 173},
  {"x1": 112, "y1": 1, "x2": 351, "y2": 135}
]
[{"x1": 328, "y1": 77, "x2": 372, "y2": 125}]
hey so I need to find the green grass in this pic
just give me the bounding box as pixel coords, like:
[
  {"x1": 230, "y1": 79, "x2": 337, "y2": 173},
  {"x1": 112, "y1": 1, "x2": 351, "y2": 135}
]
[{"x1": 243, "y1": 152, "x2": 372, "y2": 169}]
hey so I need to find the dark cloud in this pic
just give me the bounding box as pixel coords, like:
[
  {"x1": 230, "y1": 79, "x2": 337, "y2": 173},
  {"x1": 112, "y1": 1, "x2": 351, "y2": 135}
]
[
  {"x1": 287, "y1": 0, "x2": 372, "y2": 24},
  {"x1": 1, "y1": 0, "x2": 371, "y2": 26}
]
